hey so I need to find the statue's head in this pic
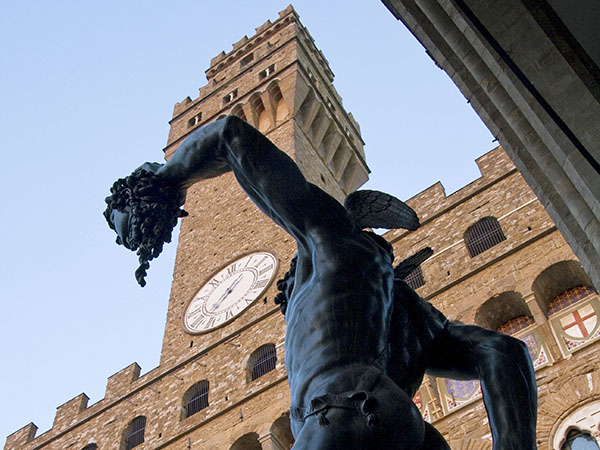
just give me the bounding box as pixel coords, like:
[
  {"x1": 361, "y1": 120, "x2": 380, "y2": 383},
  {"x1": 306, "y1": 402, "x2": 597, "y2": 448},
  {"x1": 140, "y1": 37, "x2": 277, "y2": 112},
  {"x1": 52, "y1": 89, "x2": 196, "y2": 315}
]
[{"x1": 104, "y1": 166, "x2": 188, "y2": 286}]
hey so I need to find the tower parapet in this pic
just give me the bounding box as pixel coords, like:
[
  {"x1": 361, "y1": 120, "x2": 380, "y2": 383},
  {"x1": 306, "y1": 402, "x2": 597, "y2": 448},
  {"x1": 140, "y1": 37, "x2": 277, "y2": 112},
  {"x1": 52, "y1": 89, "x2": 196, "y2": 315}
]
[
  {"x1": 4, "y1": 424, "x2": 37, "y2": 449},
  {"x1": 53, "y1": 393, "x2": 89, "y2": 432},
  {"x1": 105, "y1": 362, "x2": 141, "y2": 401},
  {"x1": 387, "y1": 146, "x2": 517, "y2": 229}
]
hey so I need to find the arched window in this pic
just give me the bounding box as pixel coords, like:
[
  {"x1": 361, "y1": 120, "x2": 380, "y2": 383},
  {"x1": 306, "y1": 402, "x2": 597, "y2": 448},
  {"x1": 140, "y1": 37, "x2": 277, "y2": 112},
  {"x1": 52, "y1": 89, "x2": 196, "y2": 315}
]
[
  {"x1": 474, "y1": 291, "x2": 531, "y2": 331},
  {"x1": 561, "y1": 429, "x2": 600, "y2": 450},
  {"x1": 405, "y1": 266, "x2": 425, "y2": 290},
  {"x1": 231, "y1": 104, "x2": 247, "y2": 122},
  {"x1": 123, "y1": 416, "x2": 146, "y2": 449},
  {"x1": 548, "y1": 286, "x2": 596, "y2": 315},
  {"x1": 82, "y1": 444, "x2": 98, "y2": 450},
  {"x1": 248, "y1": 343, "x2": 277, "y2": 381},
  {"x1": 271, "y1": 412, "x2": 294, "y2": 449},
  {"x1": 230, "y1": 432, "x2": 262, "y2": 450},
  {"x1": 496, "y1": 315, "x2": 535, "y2": 335},
  {"x1": 183, "y1": 380, "x2": 209, "y2": 418},
  {"x1": 464, "y1": 217, "x2": 506, "y2": 257},
  {"x1": 553, "y1": 400, "x2": 600, "y2": 449}
]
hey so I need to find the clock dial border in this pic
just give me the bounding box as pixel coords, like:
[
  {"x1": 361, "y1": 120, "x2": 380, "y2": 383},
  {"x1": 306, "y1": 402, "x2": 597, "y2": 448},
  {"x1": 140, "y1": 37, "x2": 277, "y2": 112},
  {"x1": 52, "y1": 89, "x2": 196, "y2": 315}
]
[{"x1": 181, "y1": 249, "x2": 280, "y2": 335}]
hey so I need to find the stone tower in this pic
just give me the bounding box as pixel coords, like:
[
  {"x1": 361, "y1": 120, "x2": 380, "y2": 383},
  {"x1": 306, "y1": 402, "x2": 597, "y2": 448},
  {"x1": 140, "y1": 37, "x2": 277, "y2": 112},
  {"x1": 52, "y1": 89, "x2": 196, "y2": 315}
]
[{"x1": 158, "y1": 5, "x2": 368, "y2": 368}]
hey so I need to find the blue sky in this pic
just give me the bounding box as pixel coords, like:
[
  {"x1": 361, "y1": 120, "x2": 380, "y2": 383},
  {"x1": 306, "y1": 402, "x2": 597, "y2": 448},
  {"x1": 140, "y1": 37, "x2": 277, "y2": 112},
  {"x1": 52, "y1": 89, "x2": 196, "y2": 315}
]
[{"x1": 0, "y1": 1, "x2": 494, "y2": 440}]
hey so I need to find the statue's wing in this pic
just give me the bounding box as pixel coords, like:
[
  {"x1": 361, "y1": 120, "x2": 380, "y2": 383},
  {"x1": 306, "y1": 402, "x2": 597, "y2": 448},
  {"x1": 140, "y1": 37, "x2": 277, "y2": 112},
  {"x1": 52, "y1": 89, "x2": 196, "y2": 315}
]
[
  {"x1": 394, "y1": 247, "x2": 434, "y2": 279},
  {"x1": 344, "y1": 190, "x2": 420, "y2": 230}
]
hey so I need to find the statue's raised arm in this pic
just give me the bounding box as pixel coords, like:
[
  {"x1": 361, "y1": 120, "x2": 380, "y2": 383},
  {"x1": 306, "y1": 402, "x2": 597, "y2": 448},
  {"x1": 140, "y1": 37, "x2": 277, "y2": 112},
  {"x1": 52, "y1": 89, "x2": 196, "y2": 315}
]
[{"x1": 104, "y1": 115, "x2": 355, "y2": 285}]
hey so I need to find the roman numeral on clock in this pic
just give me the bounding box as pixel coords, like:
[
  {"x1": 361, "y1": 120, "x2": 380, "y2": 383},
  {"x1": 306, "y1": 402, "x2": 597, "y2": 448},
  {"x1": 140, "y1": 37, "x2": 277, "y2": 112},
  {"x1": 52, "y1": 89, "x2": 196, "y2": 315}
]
[
  {"x1": 253, "y1": 278, "x2": 269, "y2": 290},
  {"x1": 227, "y1": 263, "x2": 238, "y2": 276},
  {"x1": 206, "y1": 316, "x2": 217, "y2": 329},
  {"x1": 259, "y1": 264, "x2": 273, "y2": 276}
]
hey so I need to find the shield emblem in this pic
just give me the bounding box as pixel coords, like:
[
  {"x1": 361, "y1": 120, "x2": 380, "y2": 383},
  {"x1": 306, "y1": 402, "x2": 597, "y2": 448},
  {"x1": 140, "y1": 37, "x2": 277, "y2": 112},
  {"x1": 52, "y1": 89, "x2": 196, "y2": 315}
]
[
  {"x1": 413, "y1": 392, "x2": 423, "y2": 412},
  {"x1": 559, "y1": 304, "x2": 598, "y2": 339}
]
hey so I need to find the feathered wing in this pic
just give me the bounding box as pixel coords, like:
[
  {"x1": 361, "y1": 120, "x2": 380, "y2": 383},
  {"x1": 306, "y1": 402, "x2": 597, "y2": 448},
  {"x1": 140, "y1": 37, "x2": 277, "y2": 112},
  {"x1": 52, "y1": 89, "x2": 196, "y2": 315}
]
[
  {"x1": 344, "y1": 190, "x2": 420, "y2": 230},
  {"x1": 394, "y1": 247, "x2": 434, "y2": 279}
]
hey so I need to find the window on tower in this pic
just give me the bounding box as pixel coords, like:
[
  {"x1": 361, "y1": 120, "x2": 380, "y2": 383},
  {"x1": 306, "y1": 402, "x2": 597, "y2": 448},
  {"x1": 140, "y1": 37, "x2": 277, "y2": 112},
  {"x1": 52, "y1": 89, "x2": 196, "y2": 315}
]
[
  {"x1": 404, "y1": 266, "x2": 426, "y2": 290},
  {"x1": 123, "y1": 416, "x2": 146, "y2": 449},
  {"x1": 464, "y1": 216, "x2": 506, "y2": 257},
  {"x1": 561, "y1": 429, "x2": 600, "y2": 450},
  {"x1": 188, "y1": 112, "x2": 202, "y2": 128},
  {"x1": 240, "y1": 53, "x2": 254, "y2": 67},
  {"x1": 247, "y1": 343, "x2": 277, "y2": 382},
  {"x1": 182, "y1": 380, "x2": 210, "y2": 419},
  {"x1": 223, "y1": 89, "x2": 238, "y2": 104},
  {"x1": 325, "y1": 97, "x2": 335, "y2": 111},
  {"x1": 259, "y1": 64, "x2": 275, "y2": 80}
]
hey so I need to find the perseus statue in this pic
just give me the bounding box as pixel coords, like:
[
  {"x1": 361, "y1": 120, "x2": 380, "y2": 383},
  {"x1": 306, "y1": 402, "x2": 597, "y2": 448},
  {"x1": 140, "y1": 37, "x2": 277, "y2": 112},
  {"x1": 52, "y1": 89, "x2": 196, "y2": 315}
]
[{"x1": 105, "y1": 116, "x2": 537, "y2": 449}]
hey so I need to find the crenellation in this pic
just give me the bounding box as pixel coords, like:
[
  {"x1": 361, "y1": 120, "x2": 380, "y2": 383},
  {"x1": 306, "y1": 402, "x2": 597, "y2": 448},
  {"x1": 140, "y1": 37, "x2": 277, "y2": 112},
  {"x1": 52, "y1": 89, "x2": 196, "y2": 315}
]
[
  {"x1": 255, "y1": 20, "x2": 272, "y2": 35},
  {"x1": 295, "y1": 23, "x2": 334, "y2": 83},
  {"x1": 389, "y1": 146, "x2": 517, "y2": 226},
  {"x1": 53, "y1": 393, "x2": 89, "y2": 431},
  {"x1": 4, "y1": 423, "x2": 37, "y2": 448},
  {"x1": 232, "y1": 35, "x2": 248, "y2": 52},
  {"x1": 278, "y1": 4, "x2": 294, "y2": 19},
  {"x1": 474, "y1": 146, "x2": 515, "y2": 177},
  {"x1": 205, "y1": 6, "x2": 296, "y2": 79},
  {"x1": 209, "y1": 51, "x2": 227, "y2": 68},
  {"x1": 172, "y1": 96, "x2": 193, "y2": 118},
  {"x1": 105, "y1": 362, "x2": 141, "y2": 401}
]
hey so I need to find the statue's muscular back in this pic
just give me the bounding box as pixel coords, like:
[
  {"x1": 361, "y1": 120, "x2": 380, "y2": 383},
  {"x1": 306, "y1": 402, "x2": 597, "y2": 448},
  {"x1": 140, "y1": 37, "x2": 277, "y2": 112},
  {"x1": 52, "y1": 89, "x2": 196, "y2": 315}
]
[
  {"x1": 284, "y1": 229, "x2": 427, "y2": 449},
  {"x1": 284, "y1": 226, "x2": 395, "y2": 407}
]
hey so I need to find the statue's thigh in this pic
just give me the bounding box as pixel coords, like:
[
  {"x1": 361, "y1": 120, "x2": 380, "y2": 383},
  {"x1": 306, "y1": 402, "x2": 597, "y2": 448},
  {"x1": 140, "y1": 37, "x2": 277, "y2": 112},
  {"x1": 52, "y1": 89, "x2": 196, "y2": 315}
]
[
  {"x1": 291, "y1": 409, "x2": 376, "y2": 450},
  {"x1": 293, "y1": 379, "x2": 425, "y2": 449}
]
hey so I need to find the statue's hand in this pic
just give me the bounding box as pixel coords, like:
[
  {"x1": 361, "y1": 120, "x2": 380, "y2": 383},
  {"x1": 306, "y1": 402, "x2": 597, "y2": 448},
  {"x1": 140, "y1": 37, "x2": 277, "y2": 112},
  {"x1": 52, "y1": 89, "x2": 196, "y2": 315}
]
[{"x1": 137, "y1": 161, "x2": 164, "y2": 174}]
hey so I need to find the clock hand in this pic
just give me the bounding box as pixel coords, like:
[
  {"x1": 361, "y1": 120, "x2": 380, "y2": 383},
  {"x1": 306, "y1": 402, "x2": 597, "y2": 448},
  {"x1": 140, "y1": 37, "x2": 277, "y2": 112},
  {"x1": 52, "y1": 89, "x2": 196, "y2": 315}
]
[
  {"x1": 210, "y1": 274, "x2": 244, "y2": 311},
  {"x1": 227, "y1": 273, "x2": 244, "y2": 292}
]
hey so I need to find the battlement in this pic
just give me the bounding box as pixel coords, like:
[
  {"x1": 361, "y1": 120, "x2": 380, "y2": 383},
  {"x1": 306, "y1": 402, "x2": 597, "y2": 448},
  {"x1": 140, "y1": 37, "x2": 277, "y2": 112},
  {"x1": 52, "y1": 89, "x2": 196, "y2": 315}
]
[
  {"x1": 171, "y1": 5, "x2": 336, "y2": 122},
  {"x1": 105, "y1": 362, "x2": 141, "y2": 401},
  {"x1": 5, "y1": 362, "x2": 152, "y2": 447},
  {"x1": 4, "y1": 423, "x2": 37, "y2": 449},
  {"x1": 206, "y1": 6, "x2": 303, "y2": 74},
  {"x1": 163, "y1": 6, "x2": 366, "y2": 197},
  {"x1": 53, "y1": 393, "x2": 89, "y2": 432},
  {"x1": 386, "y1": 146, "x2": 516, "y2": 240}
]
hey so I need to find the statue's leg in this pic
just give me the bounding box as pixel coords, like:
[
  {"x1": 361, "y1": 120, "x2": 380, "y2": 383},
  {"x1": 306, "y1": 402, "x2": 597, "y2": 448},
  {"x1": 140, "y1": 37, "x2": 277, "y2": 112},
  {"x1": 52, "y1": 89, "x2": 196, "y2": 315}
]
[
  {"x1": 422, "y1": 422, "x2": 451, "y2": 450},
  {"x1": 292, "y1": 373, "x2": 424, "y2": 450}
]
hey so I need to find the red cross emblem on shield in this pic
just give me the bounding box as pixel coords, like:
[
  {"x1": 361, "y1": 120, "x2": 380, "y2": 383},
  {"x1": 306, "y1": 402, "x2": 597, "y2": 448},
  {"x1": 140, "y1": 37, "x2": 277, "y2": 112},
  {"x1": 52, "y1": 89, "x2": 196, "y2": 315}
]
[{"x1": 559, "y1": 304, "x2": 598, "y2": 339}]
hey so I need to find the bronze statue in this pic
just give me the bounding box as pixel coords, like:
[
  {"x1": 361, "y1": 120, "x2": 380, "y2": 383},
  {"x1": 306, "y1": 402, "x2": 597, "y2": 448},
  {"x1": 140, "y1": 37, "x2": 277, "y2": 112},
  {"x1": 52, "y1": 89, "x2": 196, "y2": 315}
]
[{"x1": 105, "y1": 116, "x2": 537, "y2": 449}]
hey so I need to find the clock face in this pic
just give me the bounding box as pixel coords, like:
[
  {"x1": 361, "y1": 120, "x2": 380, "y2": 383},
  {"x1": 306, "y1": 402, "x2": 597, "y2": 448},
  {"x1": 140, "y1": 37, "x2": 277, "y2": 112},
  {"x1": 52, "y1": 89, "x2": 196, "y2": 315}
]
[{"x1": 183, "y1": 250, "x2": 279, "y2": 334}]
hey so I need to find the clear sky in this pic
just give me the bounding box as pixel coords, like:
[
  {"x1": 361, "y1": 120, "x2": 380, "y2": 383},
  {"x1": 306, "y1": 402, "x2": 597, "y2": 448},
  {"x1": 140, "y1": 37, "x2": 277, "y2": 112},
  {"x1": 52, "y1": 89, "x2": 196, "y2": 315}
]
[{"x1": 0, "y1": 0, "x2": 494, "y2": 441}]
